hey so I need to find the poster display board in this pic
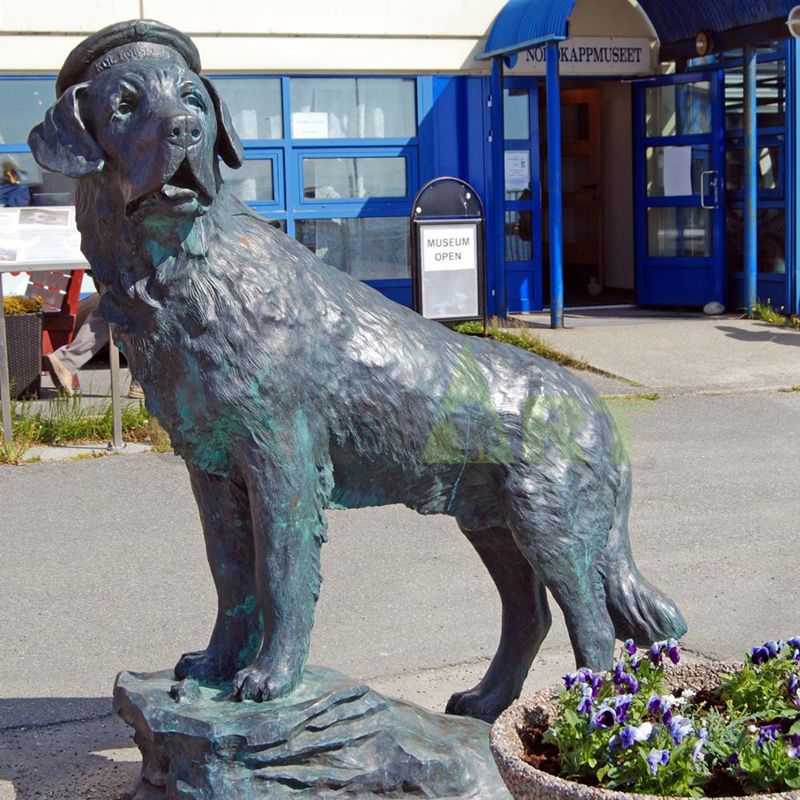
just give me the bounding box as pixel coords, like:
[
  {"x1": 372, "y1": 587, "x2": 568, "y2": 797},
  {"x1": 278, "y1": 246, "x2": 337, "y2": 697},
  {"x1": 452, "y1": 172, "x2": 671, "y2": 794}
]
[{"x1": 410, "y1": 178, "x2": 485, "y2": 323}]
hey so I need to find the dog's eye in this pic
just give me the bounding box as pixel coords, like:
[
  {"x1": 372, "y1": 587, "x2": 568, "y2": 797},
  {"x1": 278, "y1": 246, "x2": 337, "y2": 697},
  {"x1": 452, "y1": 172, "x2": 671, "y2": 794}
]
[{"x1": 184, "y1": 93, "x2": 206, "y2": 112}]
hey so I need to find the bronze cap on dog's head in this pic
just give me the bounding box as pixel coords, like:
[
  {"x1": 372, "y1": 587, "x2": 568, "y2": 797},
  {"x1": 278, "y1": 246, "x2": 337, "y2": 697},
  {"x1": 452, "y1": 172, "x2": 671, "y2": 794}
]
[{"x1": 29, "y1": 19, "x2": 243, "y2": 223}]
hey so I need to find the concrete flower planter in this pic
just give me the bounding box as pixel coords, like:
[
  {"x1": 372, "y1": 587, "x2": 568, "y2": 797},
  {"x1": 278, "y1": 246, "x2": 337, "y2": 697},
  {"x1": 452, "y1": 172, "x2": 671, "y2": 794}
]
[{"x1": 490, "y1": 663, "x2": 800, "y2": 800}]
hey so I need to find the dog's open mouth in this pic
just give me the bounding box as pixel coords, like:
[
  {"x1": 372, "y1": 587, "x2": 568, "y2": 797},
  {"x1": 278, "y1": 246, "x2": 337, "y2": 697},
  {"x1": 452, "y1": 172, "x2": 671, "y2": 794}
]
[{"x1": 126, "y1": 159, "x2": 211, "y2": 219}]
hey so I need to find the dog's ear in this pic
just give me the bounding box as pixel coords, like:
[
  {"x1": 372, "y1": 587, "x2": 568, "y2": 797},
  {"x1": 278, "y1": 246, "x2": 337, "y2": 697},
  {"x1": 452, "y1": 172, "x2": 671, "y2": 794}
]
[
  {"x1": 201, "y1": 77, "x2": 244, "y2": 169},
  {"x1": 27, "y1": 83, "x2": 105, "y2": 178}
]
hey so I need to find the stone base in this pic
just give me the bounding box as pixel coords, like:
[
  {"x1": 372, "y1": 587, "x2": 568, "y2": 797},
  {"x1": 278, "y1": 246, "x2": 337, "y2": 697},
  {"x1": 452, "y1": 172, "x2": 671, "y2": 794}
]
[{"x1": 114, "y1": 665, "x2": 511, "y2": 799}]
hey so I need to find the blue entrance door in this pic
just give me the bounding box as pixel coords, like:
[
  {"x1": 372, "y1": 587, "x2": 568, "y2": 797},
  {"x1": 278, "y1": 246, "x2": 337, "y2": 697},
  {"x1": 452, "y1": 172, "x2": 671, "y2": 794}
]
[
  {"x1": 634, "y1": 72, "x2": 726, "y2": 306},
  {"x1": 503, "y1": 77, "x2": 543, "y2": 312}
]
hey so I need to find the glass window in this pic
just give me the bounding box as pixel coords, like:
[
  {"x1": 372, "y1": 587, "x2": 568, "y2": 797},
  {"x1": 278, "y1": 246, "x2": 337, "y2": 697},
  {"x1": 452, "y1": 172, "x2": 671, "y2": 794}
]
[
  {"x1": 302, "y1": 157, "x2": 406, "y2": 199},
  {"x1": 646, "y1": 145, "x2": 709, "y2": 196},
  {"x1": 219, "y1": 159, "x2": 274, "y2": 202},
  {"x1": 504, "y1": 88, "x2": 529, "y2": 140},
  {"x1": 647, "y1": 207, "x2": 712, "y2": 257},
  {"x1": 645, "y1": 81, "x2": 711, "y2": 137},
  {"x1": 295, "y1": 217, "x2": 409, "y2": 279},
  {"x1": 0, "y1": 79, "x2": 55, "y2": 144},
  {"x1": 724, "y1": 60, "x2": 786, "y2": 131},
  {"x1": 505, "y1": 210, "x2": 532, "y2": 261},
  {"x1": 0, "y1": 152, "x2": 74, "y2": 206},
  {"x1": 726, "y1": 208, "x2": 786, "y2": 274},
  {"x1": 211, "y1": 78, "x2": 282, "y2": 140},
  {"x1": 290, "y1": 78, "x2": 416, "y2": 139},
  {"x1": 726, "y1": 144, "x2": 781, "y2": 192}
]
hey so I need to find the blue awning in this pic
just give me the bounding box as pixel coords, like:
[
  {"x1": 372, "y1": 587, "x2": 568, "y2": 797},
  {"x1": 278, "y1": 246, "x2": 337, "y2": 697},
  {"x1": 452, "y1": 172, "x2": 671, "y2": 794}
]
[{"x1": 482, "y1": 0, "x2": 798, "y2": 61}]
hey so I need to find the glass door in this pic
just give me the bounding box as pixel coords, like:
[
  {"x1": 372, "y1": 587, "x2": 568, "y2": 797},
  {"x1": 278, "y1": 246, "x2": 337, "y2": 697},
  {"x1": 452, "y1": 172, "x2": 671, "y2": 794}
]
[
  {"x1": 634, "y1": 72, "x2": 726, "y2": 306},
  {"x1": 503, "y1": 78, "x2": 542, "y2": 312}
]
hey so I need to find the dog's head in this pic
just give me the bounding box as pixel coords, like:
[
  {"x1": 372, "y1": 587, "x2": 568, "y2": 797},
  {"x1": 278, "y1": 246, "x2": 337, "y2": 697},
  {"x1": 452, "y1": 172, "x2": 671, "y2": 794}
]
[{"x1": 29, "y1": 20, "x2": 243, "y2": 227}]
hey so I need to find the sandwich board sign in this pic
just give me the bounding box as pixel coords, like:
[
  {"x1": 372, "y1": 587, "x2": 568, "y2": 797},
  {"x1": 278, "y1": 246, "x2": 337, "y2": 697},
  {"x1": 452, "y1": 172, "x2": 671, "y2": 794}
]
[{"x1": 410, "y1": 177, "x2": 486, "y2": 323}]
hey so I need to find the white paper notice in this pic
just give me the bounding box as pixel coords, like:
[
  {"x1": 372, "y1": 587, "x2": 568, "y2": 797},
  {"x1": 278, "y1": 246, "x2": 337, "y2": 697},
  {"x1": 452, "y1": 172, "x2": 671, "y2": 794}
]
[
  {"x1": 662, "y1": 146, "x2": 693, "y2": 197},
  {"x1": 0, "y1": 207, "x2": 86, "y2": 266},
  {"x1": 420, "y1": 223, "x2": 479, "y2": 319},
  {"x1": 292, "y1": 112, "x2": 329, "y2": 138},
  {"x1": 505, "y1": 150, "x2": 531, "y2": 193}
]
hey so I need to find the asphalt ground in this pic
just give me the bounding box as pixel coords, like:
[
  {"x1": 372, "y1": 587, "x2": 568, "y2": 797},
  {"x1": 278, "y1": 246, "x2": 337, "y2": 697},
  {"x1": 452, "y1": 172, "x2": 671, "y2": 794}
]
[{"x1": 2, "y1": 312, "x2": 800, "y2": 798}]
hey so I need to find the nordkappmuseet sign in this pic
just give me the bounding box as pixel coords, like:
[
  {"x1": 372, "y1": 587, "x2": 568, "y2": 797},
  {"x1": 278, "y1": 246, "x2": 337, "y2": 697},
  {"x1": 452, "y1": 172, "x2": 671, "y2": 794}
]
[{"x1": 507, "y1": 37, "x2": 654, "y2": 77}]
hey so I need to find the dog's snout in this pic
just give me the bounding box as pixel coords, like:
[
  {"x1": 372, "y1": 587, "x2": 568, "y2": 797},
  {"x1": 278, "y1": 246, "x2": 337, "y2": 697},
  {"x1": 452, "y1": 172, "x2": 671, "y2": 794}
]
[{"x1": 165, "y1": 114, "x2": 202, "y2": 148}]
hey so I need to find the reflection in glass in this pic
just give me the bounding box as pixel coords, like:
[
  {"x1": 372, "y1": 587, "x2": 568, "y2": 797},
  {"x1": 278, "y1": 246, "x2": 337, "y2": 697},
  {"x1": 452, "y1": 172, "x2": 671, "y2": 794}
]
[
  {"x1": 295, "y1": 217, "x2": 409, "y2": 279},
  {"x1": 504, "y1": 88, "x2": 530, "y2": 140},
  {"x1": 220, "y1": 159, "x2": 274, "y2": 202},
  {"x1": 0, "y1": 79, "x2": 55, "y2": 144},
  {"x1": 302, "y1": 157, "x2": 406, "y2": 199},
  {"x1": 724, "y1": 60, "x2": 786, "y2": 131},
  {"x1": 505, "y1": 211, "x2": 532, "y2": 261},
  {"x1": 648, "y1": 207, "x2": 712, "y2": 257},
  {"x1": 290, "y1": 78, "x2": 416, "y2": 139},
  {"x1": 0, "y1": 152, "x2": 74, "y2": 206},
  {"x1": 646, "y1": 146, "x2": 709, "y2": 196},
  {"x1": 645, "y1": 81, "x2": 711, "y2": 137},
  {"x1": 212, "y1": 78, "x2": 283, "y2": 139},
  {"x1": 726, "y1": 145, "x2": 780, "y2": 191},
  {"x1": 726, "y1": 208, "x2": 786, "y2": 274}
]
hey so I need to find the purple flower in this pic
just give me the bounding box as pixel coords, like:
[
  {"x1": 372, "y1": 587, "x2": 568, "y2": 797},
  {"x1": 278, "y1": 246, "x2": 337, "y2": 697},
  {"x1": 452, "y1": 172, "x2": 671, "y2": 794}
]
[
  {"x1": 788, "y1": 734, "x2": 800, "y2": 759},
  {"x1": 613, "y1": 661, "x2": 625, "y2": 683},
  {"x1": 620, "y1": 673, "x2": 639, "y2": 695},
  {"x1": 577, "y1": 685, "x2": 593, "y2": 715},
  {"x1": 649, "y1": 641, "x2": 667, "y2": 666},
  {"x1": 788, "y1": 637, "x2": 800, "y2": 650},
  {"x1": 667, "y1": 638, "x2": 681, "y2": 664},
  {"x1": 663, "y1": 707, "x2": 674, "y2": 726},
  {"x1": 789, "y1": 675, "x2": 800, "y2": 707},
  {"x1": 624, "y1": 638, "x2": 637, "y2": 656},
  {"x1": 620, "y1": 721, "x2": 653, "y2": 749},
  {"x1": 725, "y1": 753, "x2": 740, "y2": 766},
  {"x1": 766, "y1": 640, "x2": 785, "y2": 658},
  {"x1": 647, "y1": 693, "x2": 663, "y2": 715},
  {"x1": 588, "y1": 672, "x2": 604, "y2": 697},
  {"x1": 692, "y1": 728, "x2": 708, "y2": 761},
  {"x1": 668, "y1": 715, "x2": 693, "y2": 745},
  {"x1": 629, "y1": 655, "x2": 642, "y2": 672},
  {"x1": 590, "y1": 705, "x2": 617, "y2": 730},
  {"x1": 614, "y1": 694, "x2": 633, "y2": 723},
  {"x1": 757, "y1": 724, "x2": 782, "y2": 747},
  {"x1": 750, "y1": 646, "x2": 770, "y2": 665},
  {"x1": 563, "y1": 672, "x2": 580, "y2": 690},
  {"x1": 647, "y1": 748, "x2": 670, "y2": 775}
]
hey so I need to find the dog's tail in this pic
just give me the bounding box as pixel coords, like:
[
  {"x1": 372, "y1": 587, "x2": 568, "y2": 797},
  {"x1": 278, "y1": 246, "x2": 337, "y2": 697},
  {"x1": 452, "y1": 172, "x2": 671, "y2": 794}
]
[{"x1": 600, "y1": 461, "x2": 687, "y2": 645}]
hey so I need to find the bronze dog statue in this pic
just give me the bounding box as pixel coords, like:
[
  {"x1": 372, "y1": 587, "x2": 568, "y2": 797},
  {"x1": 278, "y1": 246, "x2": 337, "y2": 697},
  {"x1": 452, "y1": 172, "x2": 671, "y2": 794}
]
[{"x1": 29, "y1": 20, "x2": 686, "y2": 720}]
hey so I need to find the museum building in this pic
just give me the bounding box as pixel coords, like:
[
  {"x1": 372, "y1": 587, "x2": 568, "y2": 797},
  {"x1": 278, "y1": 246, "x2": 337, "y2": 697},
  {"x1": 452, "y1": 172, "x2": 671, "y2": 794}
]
[{"x1": 1, "y1": 0, "x2": 798, "y2": 319}]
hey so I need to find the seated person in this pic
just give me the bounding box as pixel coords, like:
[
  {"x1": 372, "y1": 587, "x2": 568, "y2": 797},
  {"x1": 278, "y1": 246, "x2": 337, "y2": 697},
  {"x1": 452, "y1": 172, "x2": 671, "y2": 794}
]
[{"x1": 45, "y1": 293, "x2": 142, "y2": 398}]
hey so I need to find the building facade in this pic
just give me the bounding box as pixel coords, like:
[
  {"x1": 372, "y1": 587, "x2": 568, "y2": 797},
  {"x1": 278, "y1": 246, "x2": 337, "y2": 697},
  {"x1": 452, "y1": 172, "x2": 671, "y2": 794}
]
[{"x1": 1, "y1": 0, "x2": 797, "y2": 315}]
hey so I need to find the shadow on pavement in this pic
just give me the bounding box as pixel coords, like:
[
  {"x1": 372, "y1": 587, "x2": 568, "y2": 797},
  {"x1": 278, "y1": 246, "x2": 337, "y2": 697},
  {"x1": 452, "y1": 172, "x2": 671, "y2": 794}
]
[
  {"x1": 716, "y1": 324, "x2": 800, "y2": 347},
  {"x1": 0, "y1": 698, "x2": 139, "y2": 800}
]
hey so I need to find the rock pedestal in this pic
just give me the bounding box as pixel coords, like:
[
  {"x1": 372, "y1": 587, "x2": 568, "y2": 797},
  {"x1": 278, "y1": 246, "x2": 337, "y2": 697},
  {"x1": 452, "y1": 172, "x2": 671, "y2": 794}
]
[{"x1": 114, "y1": 665, "x2": 511, "y2": 799}]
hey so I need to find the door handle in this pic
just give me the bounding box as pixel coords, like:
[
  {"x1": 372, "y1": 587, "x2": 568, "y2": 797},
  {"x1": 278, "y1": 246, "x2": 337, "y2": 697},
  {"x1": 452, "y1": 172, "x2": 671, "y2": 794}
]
[{"x1": 700, "y1": 170, "x2": 718, "y2": 209}]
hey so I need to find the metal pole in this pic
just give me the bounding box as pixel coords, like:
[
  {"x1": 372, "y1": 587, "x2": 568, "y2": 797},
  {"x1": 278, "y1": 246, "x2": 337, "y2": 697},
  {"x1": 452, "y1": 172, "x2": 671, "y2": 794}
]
[
  {"x1": 490, "y1": 56, "x2": 507, "y2": 318},
  {"x1": 546, "y1": 41, "x2": 564, "y2": 328},
  {"x1": 0, "y1": 278, "x2": 13, "y2": 445},
  {"x1": 744, "y1": 43, "x2": 758, "y2": 317},
  {"x1": 108, "y1": 325, "x2": 123, "y2": 450}
]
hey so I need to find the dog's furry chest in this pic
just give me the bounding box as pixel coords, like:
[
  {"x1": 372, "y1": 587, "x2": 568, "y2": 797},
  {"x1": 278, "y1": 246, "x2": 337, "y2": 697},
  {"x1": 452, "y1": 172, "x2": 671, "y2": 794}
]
[{"x1": 125, "y1": 318, "x2": 260, "y2": 476}]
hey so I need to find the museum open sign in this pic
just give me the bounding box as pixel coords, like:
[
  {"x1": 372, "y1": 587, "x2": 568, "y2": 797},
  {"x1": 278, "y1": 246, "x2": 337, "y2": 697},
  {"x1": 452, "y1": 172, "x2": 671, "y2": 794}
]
[{"x1": 422, "y1": 225, "x2": 477, "y2": 271}]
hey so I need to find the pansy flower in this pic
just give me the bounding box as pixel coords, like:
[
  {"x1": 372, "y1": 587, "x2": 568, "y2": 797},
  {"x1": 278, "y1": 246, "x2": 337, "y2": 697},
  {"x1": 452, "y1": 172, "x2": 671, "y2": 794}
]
[
  {"x1": 757, "y1": 724, "x2": 782, "y2": 748},
  {"x1": 620, "y1": 721, "x2": 653, "y2": 749},
  {"x1": 590, "y1": 705, "x2": 617, "y2": 730},
  {"x1": 668, "y1": 715, "x2": 693, "y2": 745},
  {"x1": 647, "y1": 748, "x2": 670, "y2": 775},
  {"x1": 624, "y1": 638, "x2": 637, "y2": 656},
  {"x1": 576, "y1": 685, "x2": 594, "y2": 715}
]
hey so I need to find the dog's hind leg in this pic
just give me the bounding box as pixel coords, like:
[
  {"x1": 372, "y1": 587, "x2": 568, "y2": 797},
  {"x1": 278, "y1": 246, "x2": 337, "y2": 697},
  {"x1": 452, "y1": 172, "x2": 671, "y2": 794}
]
[
  {"x1": 505, "y1": 472, "x2": 616, "y2": 673},
  {"x1": 446, "y1": 523, "x2": 551, "y2": 722},
  {"x1": 175, "y1": 466, "x2": 262, "y2": 683}
]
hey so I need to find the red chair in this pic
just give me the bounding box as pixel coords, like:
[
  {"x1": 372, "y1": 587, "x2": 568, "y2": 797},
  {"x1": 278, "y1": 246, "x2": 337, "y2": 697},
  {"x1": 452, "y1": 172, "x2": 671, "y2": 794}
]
[{"x1": 24, "y1": 269, "x2": 85, "y2": 360}]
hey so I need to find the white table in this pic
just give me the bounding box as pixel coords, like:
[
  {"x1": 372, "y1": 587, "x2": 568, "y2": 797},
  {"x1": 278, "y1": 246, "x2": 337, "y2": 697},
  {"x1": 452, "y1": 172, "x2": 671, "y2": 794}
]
[{"x1": 0, "y1": 262, "x2": 123, "y2": 449}]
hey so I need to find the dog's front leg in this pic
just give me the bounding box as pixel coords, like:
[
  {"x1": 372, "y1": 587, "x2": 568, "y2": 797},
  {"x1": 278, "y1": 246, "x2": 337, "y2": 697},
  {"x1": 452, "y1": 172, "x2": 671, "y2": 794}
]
[
  {"x1": 174, "y1": 466, "x2": 262, "y2": 683},
  {"x1": 232, "y1": 436, "x2": 329, "y2": 703}
]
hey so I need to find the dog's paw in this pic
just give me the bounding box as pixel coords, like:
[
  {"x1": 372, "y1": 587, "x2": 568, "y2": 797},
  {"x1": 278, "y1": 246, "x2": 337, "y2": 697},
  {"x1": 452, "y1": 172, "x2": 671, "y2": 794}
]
[
  {"x1": 174, "y1": 649, "x2": 237, "y2": 683},
  {"x1": 445, "y1": 688, "x2": 510, "y2": 722},
  {"x1": 232, "y1": 663, "x2": 298, "y2": 702}
]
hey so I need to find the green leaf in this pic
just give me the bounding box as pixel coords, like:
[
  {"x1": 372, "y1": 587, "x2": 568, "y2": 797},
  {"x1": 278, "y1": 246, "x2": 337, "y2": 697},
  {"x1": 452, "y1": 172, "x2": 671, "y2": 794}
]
[{"x1": 564, "y1": 707, "x2": 578, "y2": 727}]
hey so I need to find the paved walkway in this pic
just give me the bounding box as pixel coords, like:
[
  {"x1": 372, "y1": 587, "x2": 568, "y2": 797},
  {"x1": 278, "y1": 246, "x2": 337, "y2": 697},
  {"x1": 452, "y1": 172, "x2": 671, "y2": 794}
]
[
  {"x1": 2, "y1": 309, "x2": 800, "y2": 798},
  {"x1": 512, "y1": 308, "x2": 800, "y2": 394}
]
